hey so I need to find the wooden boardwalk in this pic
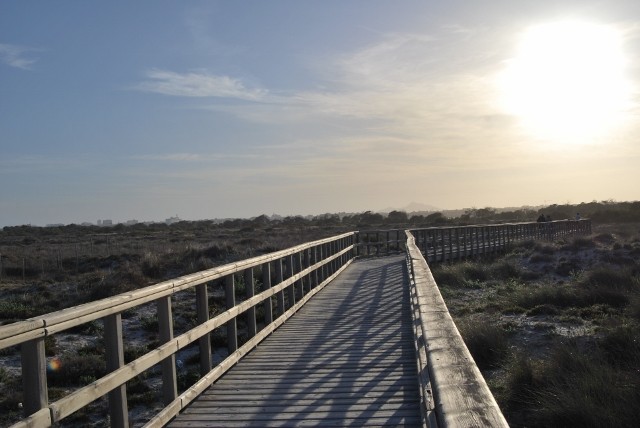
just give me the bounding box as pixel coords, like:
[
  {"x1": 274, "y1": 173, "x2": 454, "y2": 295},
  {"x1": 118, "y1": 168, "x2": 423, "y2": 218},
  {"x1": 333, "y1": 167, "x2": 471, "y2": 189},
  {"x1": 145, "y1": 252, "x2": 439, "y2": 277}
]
[{"x1": 168, "y1": 255, "x2": 422, "y2": 427}]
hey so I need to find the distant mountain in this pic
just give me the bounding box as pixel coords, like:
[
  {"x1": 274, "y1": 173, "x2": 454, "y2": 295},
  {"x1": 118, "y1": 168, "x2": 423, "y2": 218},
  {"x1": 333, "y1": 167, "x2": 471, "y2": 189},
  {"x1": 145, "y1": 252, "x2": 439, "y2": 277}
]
[{"x1": 379, "y1": 201, "x2": 441, "y2": 214}]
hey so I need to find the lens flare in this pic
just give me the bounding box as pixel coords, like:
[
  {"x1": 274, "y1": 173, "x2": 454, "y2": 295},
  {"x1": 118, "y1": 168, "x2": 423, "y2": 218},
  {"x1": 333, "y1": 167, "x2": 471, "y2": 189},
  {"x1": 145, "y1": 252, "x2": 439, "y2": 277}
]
[{"x1": 47, "y1": 357, "x2": 62, "y2": 372}]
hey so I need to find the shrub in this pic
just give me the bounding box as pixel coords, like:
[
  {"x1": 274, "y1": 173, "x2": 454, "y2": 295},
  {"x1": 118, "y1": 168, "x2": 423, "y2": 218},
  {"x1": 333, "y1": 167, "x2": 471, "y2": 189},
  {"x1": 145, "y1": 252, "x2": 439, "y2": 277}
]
[
  {"x1": 48, "y1": 353, "x2": 106, "y2": 386},
  {"x1": 489, "y1": 261, "x2": 521, "y2": 280},
  {"x1": 88, "y1": 265, "x2": 147, "y2": 300},
  {"x1": 583, "y1": 267, "x2": 636, "y2": 290},
  {"x1": 499, "y1": 352, "x2": 537, "y2": 414},
  {"x1": 527, "y1": 341, "x2": 640, "y2": 428},
  {"x1": 458, "y1": 319, "x2": 510, "y2": 370},
  {"x1": 431, "y1": 265, "x2": 465, "y2": 287},
  {"x1": 461, "y1": 262, "x2": 488, "y2": 282},
  {"x1": 511, "y1": 285, "x2": 578, "y2": 310},
  {"x1": 598, "y1": 326, "x2": 640, "y2": 368},
  {"x1": 561, "y1": 236, "x2": 595, "y2": 252}
]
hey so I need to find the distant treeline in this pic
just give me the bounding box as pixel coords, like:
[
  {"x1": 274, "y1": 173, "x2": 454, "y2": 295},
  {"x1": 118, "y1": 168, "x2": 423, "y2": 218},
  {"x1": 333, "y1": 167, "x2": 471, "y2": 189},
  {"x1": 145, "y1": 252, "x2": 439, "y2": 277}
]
[{"x1": 3, "y1": 200, "x2": 639, "y2": 237}]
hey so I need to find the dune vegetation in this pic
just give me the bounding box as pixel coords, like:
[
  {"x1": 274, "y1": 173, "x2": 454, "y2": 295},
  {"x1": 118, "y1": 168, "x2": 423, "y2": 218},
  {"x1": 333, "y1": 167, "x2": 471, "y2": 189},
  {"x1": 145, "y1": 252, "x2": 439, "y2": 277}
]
[{"x1": 431, "y1": 221, "x2": 640, "y2": 427}]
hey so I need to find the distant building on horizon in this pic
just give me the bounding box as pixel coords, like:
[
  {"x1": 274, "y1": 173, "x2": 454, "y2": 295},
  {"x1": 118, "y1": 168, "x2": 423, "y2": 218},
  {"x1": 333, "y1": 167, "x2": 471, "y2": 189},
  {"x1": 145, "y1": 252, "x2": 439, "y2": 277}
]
[{"x1": 165, "y1": 215, "x2": 181, "y2": 225}]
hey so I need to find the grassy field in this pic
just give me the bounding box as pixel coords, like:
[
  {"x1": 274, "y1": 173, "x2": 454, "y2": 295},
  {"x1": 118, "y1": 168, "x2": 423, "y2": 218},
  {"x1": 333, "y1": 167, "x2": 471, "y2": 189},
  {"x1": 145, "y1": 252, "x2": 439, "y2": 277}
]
[{"x1": 431, "y1": 222, "x2": 640, "y2": 427}]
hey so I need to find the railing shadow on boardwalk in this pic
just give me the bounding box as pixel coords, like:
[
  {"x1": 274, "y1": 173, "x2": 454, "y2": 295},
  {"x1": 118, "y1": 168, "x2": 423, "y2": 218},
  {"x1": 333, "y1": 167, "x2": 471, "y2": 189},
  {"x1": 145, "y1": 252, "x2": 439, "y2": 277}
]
[
  {"x1": 0, "y1": 219, "x2": 591, "y2": 427},
  {"x1": 169, "y1": 258, "x2": 421, "y2": 426}
]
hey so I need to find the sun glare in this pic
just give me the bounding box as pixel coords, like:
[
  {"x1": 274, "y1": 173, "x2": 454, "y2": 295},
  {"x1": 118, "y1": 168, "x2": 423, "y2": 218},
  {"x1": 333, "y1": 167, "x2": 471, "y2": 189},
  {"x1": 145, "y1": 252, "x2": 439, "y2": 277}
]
[{"x1": 499, "y1": 20, "x2": 631, "y2": 144}]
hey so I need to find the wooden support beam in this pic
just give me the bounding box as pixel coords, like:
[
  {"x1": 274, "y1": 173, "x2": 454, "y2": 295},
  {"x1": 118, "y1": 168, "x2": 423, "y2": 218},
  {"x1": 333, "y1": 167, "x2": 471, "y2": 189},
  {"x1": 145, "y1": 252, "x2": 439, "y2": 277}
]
[
  {"x1": 195, "y1": 283, "x2": 212, "y2": 375},
  {"x1": 245, "y1": 268, "x2": 256, "y2": 338},
  {"x1": 275, "y1": 259, "x2": 285, "y2": 316},
  {"x1": 225, "y1": 274, "x2": 237, "y2": 353},
  {"x1": 21, "y1": 337, "x2": 48, "y2": 417},
  {"x1": 104, "y1": 313, "x2": 129, "y2": 428},
  {"x1": 157, "y1": 296, "x2": 177, "y2": 405},
  {"x1": 262, "y1": 262, "x2": 273, "y2": 325}
]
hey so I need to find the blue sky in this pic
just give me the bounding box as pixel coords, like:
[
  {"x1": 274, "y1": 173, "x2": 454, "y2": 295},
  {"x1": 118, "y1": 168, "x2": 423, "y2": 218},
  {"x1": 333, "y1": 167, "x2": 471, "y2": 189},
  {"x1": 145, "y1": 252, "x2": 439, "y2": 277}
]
[{"x1": 2, "y1": 1, "x2": 639, "y2": 226}]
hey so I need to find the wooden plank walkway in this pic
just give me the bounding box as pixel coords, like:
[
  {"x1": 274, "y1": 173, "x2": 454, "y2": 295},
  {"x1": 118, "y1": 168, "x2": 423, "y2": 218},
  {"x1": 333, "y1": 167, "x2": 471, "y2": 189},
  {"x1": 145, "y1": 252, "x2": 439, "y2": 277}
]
[{"x1": 168, "y1": 255, "x2": 422, "y2": 427}]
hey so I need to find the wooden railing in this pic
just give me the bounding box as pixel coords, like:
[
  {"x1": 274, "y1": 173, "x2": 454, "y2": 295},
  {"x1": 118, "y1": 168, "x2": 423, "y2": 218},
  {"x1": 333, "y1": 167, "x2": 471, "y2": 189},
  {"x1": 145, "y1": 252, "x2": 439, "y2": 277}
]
[
  {"x1": 404, "y1": 219, "x2": 590, "y2": 426},
  {"x1": 411, "y1": 219, "x2": 591, "y2": 263},
  {"x1": 0, "y1": 232, "x2": 356, "y2": 428},
  {"x1": 355, "y1": 229, "x2": 405, "y2": 256},
  {"x1": 405, "y1": 232, "x2": 509, "y2": 427}
]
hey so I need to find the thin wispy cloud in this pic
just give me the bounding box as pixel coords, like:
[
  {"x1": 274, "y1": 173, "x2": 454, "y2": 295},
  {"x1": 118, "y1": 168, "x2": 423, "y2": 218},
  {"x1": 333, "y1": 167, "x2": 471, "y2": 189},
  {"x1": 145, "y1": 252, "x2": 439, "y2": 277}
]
[
  {"x1": 135, "y1": 69, "x2": 267, "y2": 100},
  {"x1": 199, "y1": 32, "x2": 507, "y2": 147},
  {"x1": 0, "y1": 155, "x2": 95, "y2": 174},
  {"x1": 132, "y1": 152, "x2": 262, "y2": 162},
  {"x1": 133, "y1": 153, "x2": 204, "y2": 162},
  {"x1": 0, "y1": 43, "x2": 40, "y2": 69}
]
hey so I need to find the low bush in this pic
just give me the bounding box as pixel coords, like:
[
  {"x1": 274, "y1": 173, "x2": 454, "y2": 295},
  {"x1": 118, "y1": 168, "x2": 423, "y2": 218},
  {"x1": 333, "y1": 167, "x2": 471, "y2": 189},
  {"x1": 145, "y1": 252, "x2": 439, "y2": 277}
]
[
  {"x1": 489, "y1": 261, "x2": 521, "y2": 280},
  {"x1": 599, "y1": 326, "x2": 640, "y2": 368},
  {"x1": 526, "y1": 341, "x2": 640, "y2": 428},
  {"x1": 458, "y1": 319, "x2": 510, "y2": 370},
  {"x1": 510, "y1": 285, "x2": 578, "y2": 310},
  {"x1": 582, "y1": 267, "x2": 637, "y2": 290},
  {"x1": 561, "y1": 236, "x2": 595, "y2": 252},
  {"x1": 48, "y1": 353, "x2": 106, "y2": 386}
]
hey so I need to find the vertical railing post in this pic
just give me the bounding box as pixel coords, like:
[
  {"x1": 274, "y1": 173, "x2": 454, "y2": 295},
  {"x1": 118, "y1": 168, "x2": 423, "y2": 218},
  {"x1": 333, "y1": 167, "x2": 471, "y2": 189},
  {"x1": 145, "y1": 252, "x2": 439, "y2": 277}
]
[
  {"x1": 104, "y1": 313, "x2": 128, "y2": 428},
  {"x1": 275, "y1": 259, "x2": 285, "y2": 316},
  {"x1": 305, "y1": 248, "x2": 313, "y2": 292},
  {"x1": 318, "y1": 245, "x2": 325, "y2": 283},
  {"x1": 295, "y1": 252, "x2": 304, "y2": 301},
  {"x1": 469, "y1": 227, "x2": 475, "y2": 257},
  {"x1": 157, "y1": 296, "x2": 177, "y2": 405},
  {"x1": 262, "y1": 262, "x2": 273, "y2": 325},
  {"x1": 195, "y1": 283, "x2": 212, "y2": 375},
  {"x1": 386, "y1": 231, "x2": 391, "y2": 254},
  {"x1": 286, "y1": 255, "x2": 295, "y2": 308},
  {"x1": 225, "y1": 274, "x2": 238, "y2": 353},
  {"x1": 461, "y1": 227, "x2": 466, "y2": 258},
  {"x1": 312, "y1": 246, "x2": 319, "y2": 288},
  {"x1": 482, "y1": 227, "x2": 487, "y2": 255},
  {"x1": 329, "y1": 242, "x2": 336, "y2": 275},
  {"x1": 245, "y1": 268, "x2": 256, "y2": 339},
  {"x1": 21, "y1": 337, "x2": 48, "y2": 417}
]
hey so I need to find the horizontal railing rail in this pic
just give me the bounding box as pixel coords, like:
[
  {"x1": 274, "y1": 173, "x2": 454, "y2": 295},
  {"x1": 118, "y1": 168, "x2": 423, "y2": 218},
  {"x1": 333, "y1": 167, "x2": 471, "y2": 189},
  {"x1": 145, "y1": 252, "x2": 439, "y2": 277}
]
[
  {"x1": 411, "y1": 219, "x2": 591, "y2": 263},
  {"x1": 1, "y1": 232, "x2": 356, "y2": 428}
]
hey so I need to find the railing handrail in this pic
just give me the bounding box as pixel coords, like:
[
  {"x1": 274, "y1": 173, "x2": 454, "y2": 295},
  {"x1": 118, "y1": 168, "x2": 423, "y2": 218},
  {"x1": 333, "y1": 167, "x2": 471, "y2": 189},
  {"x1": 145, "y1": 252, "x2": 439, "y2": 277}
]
[{"x1": 405, "y1": 231, "x2": 509, "y2": 427}]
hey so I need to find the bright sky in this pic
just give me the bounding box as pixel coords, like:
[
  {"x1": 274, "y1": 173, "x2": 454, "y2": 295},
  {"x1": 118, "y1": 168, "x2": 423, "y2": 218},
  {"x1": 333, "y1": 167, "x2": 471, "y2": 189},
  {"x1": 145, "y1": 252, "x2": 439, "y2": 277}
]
[{"x1": 1, "y1": 0, "x2": 639, "y2": 226}]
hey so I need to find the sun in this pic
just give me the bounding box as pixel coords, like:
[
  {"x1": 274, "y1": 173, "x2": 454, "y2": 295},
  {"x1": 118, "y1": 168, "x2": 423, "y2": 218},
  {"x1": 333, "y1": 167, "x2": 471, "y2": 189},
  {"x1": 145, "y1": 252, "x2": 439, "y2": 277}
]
[{"x1": 498, "y1": 20, "x2": 632, "y2": 144}]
